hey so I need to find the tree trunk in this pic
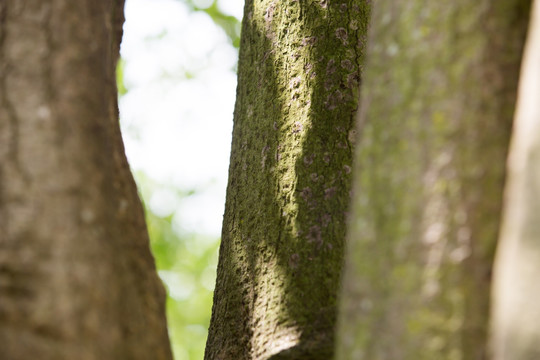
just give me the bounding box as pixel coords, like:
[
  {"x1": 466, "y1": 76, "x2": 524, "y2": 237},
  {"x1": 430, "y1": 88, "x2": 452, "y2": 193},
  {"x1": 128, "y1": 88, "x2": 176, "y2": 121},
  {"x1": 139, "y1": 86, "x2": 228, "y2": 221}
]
[
  {"x1": 204, "y1": 1, "x2": 369, "y2": 359},
  {"x1": 491, "y1": 1, "x2": 540, "y2": 358},
  {"x1": 0, "y1": 1, "x2": 172, "y2": 359},
  {"x1": 336, "y1": 1, "x2": 530, "y2": 359}
]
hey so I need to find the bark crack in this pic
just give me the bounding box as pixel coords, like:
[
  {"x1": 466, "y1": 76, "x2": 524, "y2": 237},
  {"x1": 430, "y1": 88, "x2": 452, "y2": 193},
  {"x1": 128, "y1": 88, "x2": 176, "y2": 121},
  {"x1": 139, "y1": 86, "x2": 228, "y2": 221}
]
[
  {"x1": 0, "y1": 3, "x2": 30, "y2": 182},
  {"x1": 42, "y1": 3, "x2": 62, "y2": 147},
  {"x1": 0, "y1": 3, "x2": 19, "y2": 166}
]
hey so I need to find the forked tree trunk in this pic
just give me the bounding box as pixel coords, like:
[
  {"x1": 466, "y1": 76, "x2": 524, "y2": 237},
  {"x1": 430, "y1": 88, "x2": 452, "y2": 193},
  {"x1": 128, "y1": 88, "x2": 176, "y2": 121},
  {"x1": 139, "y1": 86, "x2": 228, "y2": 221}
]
[
  {"x1": 204, "y1": 1, "x2": 369, "y2": 359},
  {"x1": 491, "y1": 1, "x2": 540, "y2": 358},
  {"x1": 336, "y1": 1, "x2": 530, "y2": 359},
  {"x1": 0, "y1": 1, "x2": 172, "y2": 359}
]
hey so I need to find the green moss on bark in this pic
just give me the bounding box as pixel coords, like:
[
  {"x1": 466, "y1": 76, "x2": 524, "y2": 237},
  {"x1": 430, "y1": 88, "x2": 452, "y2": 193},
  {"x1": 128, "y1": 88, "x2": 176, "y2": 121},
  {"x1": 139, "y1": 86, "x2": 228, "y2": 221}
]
[
  {"x1": 336, "y1": 1, "x2": 530, "y2": 360},
  {"x1": 205, "y1": 1, "x2": 369, "y2": 359}
]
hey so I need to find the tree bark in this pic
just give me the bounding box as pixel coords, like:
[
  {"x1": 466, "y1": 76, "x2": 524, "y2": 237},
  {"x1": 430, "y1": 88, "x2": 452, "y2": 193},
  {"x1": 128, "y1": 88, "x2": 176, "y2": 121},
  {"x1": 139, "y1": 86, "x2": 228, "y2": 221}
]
[
  {"x1": 204, "y1": 1, "x2": 369, "y2": 359},
  {"x1": 0, "y1": 1, "x2": 172, "y2": 359},
  {"x1": 490, "y1": 1, "x2": 540, "y2": 358},
  {"x1": 336, "y1": 1, "x2": 530, "y2": 359}
]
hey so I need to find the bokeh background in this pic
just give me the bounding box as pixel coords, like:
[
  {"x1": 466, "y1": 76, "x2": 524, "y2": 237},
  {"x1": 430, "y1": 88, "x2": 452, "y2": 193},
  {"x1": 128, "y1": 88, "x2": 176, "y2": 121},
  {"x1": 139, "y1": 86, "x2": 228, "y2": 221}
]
[{"x1": 118, "y1": 0, "x2": 243, "y2": 358}]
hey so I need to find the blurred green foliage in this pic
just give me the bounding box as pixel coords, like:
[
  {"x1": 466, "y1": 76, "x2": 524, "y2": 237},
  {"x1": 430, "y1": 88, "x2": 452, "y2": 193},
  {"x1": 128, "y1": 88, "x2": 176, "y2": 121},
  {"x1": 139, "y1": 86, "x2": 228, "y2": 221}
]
[
  {"x1": 136, "y1": 173, "x2": 219, "y2": 360},
  {"x1": 116, "y1": 58, "x2": 128, "y2": 96},
  {"x1": 118, "y1": 1, "x2": 241, "y2": 358},
  {"x1": 185, "y1": 0, "x2": 242, "y2": 48}
]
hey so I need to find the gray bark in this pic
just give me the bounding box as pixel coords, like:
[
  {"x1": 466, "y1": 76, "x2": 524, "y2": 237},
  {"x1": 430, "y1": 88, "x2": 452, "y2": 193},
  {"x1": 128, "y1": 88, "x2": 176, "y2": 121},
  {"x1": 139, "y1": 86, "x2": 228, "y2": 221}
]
[{"x1": 0, "y1": 1, "x2": 172, "y2": 359}]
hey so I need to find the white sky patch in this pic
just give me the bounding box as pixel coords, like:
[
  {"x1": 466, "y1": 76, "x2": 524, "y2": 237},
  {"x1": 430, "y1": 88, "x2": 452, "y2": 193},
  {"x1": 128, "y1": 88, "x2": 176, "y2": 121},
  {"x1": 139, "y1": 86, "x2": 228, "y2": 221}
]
[
  {"x1": 158, "y1": 270, "x2": 196, "y2": 301},
  {"x1": 120, "y1": 0, "x2": 242, "y2": 237},
  {"x1": 149, "y1": 187, "x2": 181, "y2": 218},
  {"x1": 218, "y1": 0, "x2": 244, "y2": 19}
]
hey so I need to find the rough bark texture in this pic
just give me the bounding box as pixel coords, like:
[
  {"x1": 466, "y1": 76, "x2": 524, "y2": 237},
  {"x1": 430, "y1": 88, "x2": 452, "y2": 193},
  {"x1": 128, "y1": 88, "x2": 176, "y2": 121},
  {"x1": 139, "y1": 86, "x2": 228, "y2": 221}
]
[
  {"x1": 0, "y1": 1, "x2": 172, "y2": 359},
  {"x1": 204, "y1": 1, "x2": 369, "y2": 359},
  {"x1": 336, "y1": 1, "x2": 530, "y2": 360},
  {"x1": 491, "y1": 1, "x2": 540, "y2": 358}
]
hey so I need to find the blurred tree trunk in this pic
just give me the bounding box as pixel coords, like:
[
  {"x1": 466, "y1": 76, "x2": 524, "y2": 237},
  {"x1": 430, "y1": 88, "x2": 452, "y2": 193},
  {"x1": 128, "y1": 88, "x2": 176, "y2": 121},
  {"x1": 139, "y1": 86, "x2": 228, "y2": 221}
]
[
  {"x1": 336, "y1": 1, "x2": 530, "y2": 359},
  {"x1": 0, "y1": 1, "x2": 172, "y2": 359},
  {"x1": 491, "y1": 1, "x2": 540, "y2": 358},
  {"x1": 204, "y1": 1, "x2": 369, "y2": 359}
]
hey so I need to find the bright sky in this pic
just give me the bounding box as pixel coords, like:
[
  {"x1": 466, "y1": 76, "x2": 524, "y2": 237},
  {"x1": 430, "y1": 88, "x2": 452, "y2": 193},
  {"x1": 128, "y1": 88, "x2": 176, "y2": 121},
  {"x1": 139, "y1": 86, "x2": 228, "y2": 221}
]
[{"x1": 120, "y1": 0, "x2": 244, "y2": 236}]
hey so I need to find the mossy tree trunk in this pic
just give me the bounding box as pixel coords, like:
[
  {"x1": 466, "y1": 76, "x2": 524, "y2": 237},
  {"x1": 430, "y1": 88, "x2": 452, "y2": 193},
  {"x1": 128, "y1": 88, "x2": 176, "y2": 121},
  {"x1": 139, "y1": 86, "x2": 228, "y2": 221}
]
[
  {"x1": 0, "y1": 1, "x2": 172, "y2": 359},
  {"x1": 491, "y1": 1, "x2": 540, "y2": 358},
  {"x1": 204, "y1": 1, "x2": 369, "y2": 359},
  {"x1": 336, "y1": 1, "x2": 530, "y2": 359}
]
